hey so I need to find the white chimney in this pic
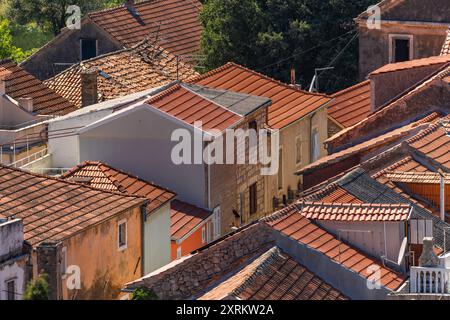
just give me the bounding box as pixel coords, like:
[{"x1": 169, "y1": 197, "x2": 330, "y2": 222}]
[{"x1": 18, "y1": 97, "x2": 34, "y2": 113}]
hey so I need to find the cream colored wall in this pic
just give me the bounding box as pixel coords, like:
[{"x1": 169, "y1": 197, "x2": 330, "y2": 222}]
[
  {"x1": 144, "y1": 202, "x2": 171, "y2": 275},
  {"x1": 267, "y1": 107, "x2": 328, "y2": 205}
]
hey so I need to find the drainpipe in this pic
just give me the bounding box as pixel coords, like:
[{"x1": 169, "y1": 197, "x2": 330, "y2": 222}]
[{"x1": 439, "y1": 169, "x2": 446, "y2": 222}]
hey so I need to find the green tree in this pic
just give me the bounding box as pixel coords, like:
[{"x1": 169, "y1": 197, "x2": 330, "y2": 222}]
[
  {"x1": 200, "y1": 0, "x2": 377, "y2": 93},
  {"x1": 0, "y1": 18, "x2": 30, "y2": 62},
  {"x1": 8, "y1": 0, "x2": 123, "y2": 36},
  {"x1": 24, "y1": 274, "x2": 50, "y2": 300},
  {"x1": 131, "y1": 287, "x2": 159, "y2": 300}
]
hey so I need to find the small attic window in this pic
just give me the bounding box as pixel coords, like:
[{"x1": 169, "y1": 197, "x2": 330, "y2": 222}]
[{"x1": 80, "y1": 39, "x2": 97, "y2": 61}]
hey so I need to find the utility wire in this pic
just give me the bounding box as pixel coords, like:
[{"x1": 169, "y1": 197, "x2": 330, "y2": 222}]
[{"x1": 256, "y1": 28, "x2": 357, "y2": 72}]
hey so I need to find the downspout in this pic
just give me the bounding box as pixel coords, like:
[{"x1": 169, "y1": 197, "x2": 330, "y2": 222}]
[
  {"x1": 439, "y1": 169, "x2": 446, "y2": 222},
  {"x1": 140, "y1": 203, "x2": 147, "y2": 277}
]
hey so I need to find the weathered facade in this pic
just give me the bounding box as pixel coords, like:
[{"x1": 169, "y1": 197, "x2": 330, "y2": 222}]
[{"x1": 357, "y1": 0, "x2": 450, "y2": 79}]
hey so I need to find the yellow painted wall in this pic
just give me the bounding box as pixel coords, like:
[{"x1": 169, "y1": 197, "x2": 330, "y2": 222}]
[{"x1": 60, "y1": 206, "x2": 143, "y2": 300}]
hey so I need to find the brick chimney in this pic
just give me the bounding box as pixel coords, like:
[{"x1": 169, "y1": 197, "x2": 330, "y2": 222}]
[
  {"x1": 18, "y1": 97, "x2": 34, "y2": 113},
  {"x1": 81, "y1": 68, "x2": 98, "y2": 107}
]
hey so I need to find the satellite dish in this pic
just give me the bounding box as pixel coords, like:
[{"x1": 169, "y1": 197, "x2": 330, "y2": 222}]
[{"x1": 398, "y1": 237, "x2": 408, "y2": 265}]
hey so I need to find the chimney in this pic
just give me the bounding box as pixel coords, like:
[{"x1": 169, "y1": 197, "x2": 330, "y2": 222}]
[
  {"x1": 419, "y1": 237, "x2": 440, "y2": 267},
  {"x1": 0, "y1": 79, "x2": 5, "y2": 95},
  {"x1": 18, "y1": 97, "x2": 34, "y2": 113},
  {"x1": 290, "y1": 68, "x2": 296, "y2": 85},
  {"x1": 81, "y1": 68, "x2": 98, "y2": 107}
]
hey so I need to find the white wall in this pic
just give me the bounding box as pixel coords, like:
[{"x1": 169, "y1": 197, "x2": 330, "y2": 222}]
[
  {"x1": 78, "y1": 106, "x2": 207, "y2": 207},
  {"x1": 48, "y1": 110, "x2": 112, "y2": 168},
  {"x1": 144, "y1": 202, "x2": 171, "y2": 274},
  {"x1": 0, "y1": 219, "x2": 23, "y2": 258},
  {"x1": 317, "y1": 220, "x2": 406, "y2": 265},
  {"x1": 0, "y1": 261, "x2": 26, "y2": 300}
]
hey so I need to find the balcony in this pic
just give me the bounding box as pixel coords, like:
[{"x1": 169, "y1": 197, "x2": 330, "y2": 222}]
[{"x1": 410, "y1": 266, "x2": 450, "y2": 294}]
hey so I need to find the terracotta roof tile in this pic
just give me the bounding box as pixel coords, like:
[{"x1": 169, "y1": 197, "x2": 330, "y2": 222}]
[
  {"x1": 170, "y1": 200, "x2": 212, "y2": 240},
  {"x1": 264, "y1": 206, "x2": 406, "y2": 291},
  {"x1": 44, "y1": 41, "x2": 197, "y2": 108},
  {"x1": 0, "y1": 164, "x2": 145, "y2": 245},
  {"x1": 145, "y1": 83, "x2": 243, "y2": 132},
  {"x1": 385, "y1": 171, "x2": 450, "y2": 184},
  {"x1": 328, "y1": 80, "x2": 371, "y2": 128},
  {"x1": 370, "y1": 55, "x2": 450, "y2": 76},
  {"x1": 88, "y1": 0, "x2": 202, "y2": 57},
  {"x1": 61, "y1": 161, "x2": 175, "y2": 214},
  {"x1": 198, "y1": 247, "x2": 347, "y2": 300},
  {"x1": 189, "y1": 62, "x2": 332, "y2": 129},
  {"x1": 298, "y1": 202, "x2": 411, "y2": 222},
  {"x1": 0, "y1": 60, "x2": 77, "y2": 116},
  {"x1": 441, "y1": 28, "x2": 450, "y2": 56}
]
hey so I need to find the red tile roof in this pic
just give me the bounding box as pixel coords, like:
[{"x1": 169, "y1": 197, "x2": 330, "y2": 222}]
[
  {"x1": 298, "y1": 113, "x2": 436, "y2": 175},
  {"x1": 0, "y1": 60, "x2": 77, "y2": 116},
  {"x1": 370, "y1": 55, "x2": 450, "y2": 76},
  {"x1": 62, "y1": 161, "x2": 175, "y2": 214},
  {"x1": 328, "y1": 80, "x2": 371, "y2": 128},
  {"x1": 199, "y1": 247, "x2": 347, "y2": 300},
  {"x1": 171, "y1": 200, "x2": 212, "y2": 241},
  {"x1": 44, "y1": 41, "x2": 197, "y2": 108},
  {"x1": 145, "y1": 83, "x2": 243, "y2": 132},
  {"x1": 0, "y1": 164, "x2": 146, "y2": 246},
  {"x1": 442, "y1": 28, "x2": 450, "y2": 56},
  {"x1": 297, "y1": 202, "x2": 411, "y2": 222},
  {"x1": 264, "y1": 206, "x2": 406, "y2": 290},
  {"x1": 189, "y1": 62, "x2": 333, "y2": 129},
  {"x1": 385, "y1": 171, "x2": 450, "y2": 184},
  {"x1": 88, "y1": 0, "x2": 202, "y2": 58}
]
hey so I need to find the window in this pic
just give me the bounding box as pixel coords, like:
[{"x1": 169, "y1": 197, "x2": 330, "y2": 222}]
[
  {"x1": 278, "y1": 148, "x2": 283, "y2": 190},
  {"x1": 311, "y1": 127, "x2": 320, "y2": 163},
  {"x1": 239, "y1": 192, "x2": 244, "y2": 224},
  {"x1": 249, "y1": 120, "x2": 257, "y2": 132},
  {"x1": 212, "y1": 207, "x2": 221, "y2": 240},
  {"x1": 296, "y1": 136, "x2": 302, "y2": 165},
  {"x1": 389, "y1": 35, "x2": 413, "y2": 63},
  {"x1": 249, "y1": 183, "x2": 257, "y2": 215},
  {"x1": 80, "y1": 38, "x2": 97, "y2": 60},
  {"x1": 201, "y1": 226, "x2": 206, "y2": 244},
  {"x1": 177, "y1": 247, "x2": 182, "y2": 259},
  {"x1": 61, "y1": 247, "x2": 67, "y2": 275},
  {"x1": 118, "y1": 220, "x2": 127, "y2": 250},
  {"x1": 6, "y1": 280, "x2": 15, "y2": 300}
]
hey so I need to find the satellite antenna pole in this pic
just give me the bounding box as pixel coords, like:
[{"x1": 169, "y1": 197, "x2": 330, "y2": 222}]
[{"x1": 309, "y1": 67, "x2": 334, "y2": 92}]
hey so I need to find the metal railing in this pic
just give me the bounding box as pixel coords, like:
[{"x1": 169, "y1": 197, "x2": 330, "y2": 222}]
[
  {"x1": 26, "y1": 167, "x2": 71, "y2": 177},
  {"x1": 10, "y1": 147, "x2": 48, "y2": 168},
  {"x1": 410, "y1": 266, "x2": 450, "y2": 294}
]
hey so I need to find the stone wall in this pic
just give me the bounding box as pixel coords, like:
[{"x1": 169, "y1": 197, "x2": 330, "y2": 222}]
[
  {"x1": 21, "y1": 21, "x2": 122, "y2": 80},
  {"x1": 36, "y1": 242, "x2": 62, "y2": 300},
  {"x1": 358, "y1": 23, "x2": 448, "y2": 79},
  {"x1": 128, "y1": 222, "x2": 274, "y2": 299}
]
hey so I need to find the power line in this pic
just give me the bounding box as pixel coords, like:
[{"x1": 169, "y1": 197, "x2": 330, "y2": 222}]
[{"x1": 256, "y1": 28, "x2": 357, "y2": 72}]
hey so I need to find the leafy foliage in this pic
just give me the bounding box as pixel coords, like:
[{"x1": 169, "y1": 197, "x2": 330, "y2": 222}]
[
  {"x1": 0, "y1": 18, "x2": 32, "y2": 62},
  {"x1": 24, "y1": 274, "x2": 50, "y2": 300},
  {"x1": 131, "y1": 287, "x2": 159, "y2": 300},
  {"x1": 8, "y1": 0, "x2": 123, "y2": 36},
  {"x1": 200, "y1": 0, "x2": 377, "y2": 93}
]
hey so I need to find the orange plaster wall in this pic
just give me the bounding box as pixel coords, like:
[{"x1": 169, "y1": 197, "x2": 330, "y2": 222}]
[
  {"x1": 171, "y1": 223, "x2": 207, "y2": 261},
  {"x1": 61, "y1": 206, "x2": 143, "y2": 300}
]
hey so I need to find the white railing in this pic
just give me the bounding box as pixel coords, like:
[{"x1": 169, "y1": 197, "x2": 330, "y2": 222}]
[
  {"x1": 10, "y1": 147, "x2": 48, "y2": 168},
  {"x1": 410, "y1": 266, "x2": 450, "y2": 294},
  {"x1": 26, "y1": 168, "x2": 71, "y2": 177}
]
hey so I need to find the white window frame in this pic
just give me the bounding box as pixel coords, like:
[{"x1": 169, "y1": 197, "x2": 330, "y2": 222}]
[
  {"x1": 278, "y1": 147, "x2": 283, "y2": 190},
  {"x1": 176, "y1": 246, "x2": 182, "y2": 259},
  {"x1": 201, "y1": 226, "x2": 207, "y2": 244},
  {"x1": 311, "y1": 126, "x2": 320, "y2": 163},
  {"x1": 212, "y1": 207, "x2": 221, "y2": 240},
  {"x1": 61, "y1": 246, "x2": 67, "y2": 276},
  {"x1": 5, "y1": 278, "x2": 16, "y2": 301},
  {"x1": 389, "y1": 34, "x2": 413, "y2": 63},
  {"x1": 80, "y1": 38, "x2": 98, "y2": 61},
  {"x1": 295, "y1": 135, "x2": 302, "y2": 166},
  {"x1": 118, "y1": 219, "x2": 127, "y2": 251}
]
